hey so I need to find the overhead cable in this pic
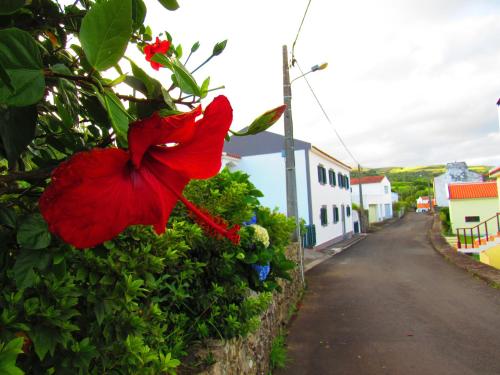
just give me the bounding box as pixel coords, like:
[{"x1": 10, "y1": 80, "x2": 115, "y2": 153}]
[
  {"x1": 295, "y1": 60, "x2": 360, "y2": 167},
  {"x1": 291, "y1": 0, "x2": 313, "y2": 66}
]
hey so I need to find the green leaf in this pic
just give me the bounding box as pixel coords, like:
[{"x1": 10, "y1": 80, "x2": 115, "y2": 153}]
[
  {"x1": 0, "y1": 0, "x2": 26, "y2": 15},
  {"x1": 79, "y1": 0, "x2": 132, "y2": 71},
  {"x1": 200, "y1": 76, "x2": 210, "y2": 98},
  {"x1": 213, "y1": 40, "x2": 227, "y2": 56},
  {"x1": 16, "y1": 213, "x2": 51, "y2": 250},
  {"x1": 101, "y1": 89, "x2": 132, "y2": 143},
  {"x1": 0, "y1": 28, "x2": 44, "y2": 106},
  {"x1": 231, "y1": 105, "x2": 287, "y2": 137},
  {"x1": 127, "y1": 58, "x2": 162, "y2": 98},
  {"x1": 157, "y1": 0, "x2": 179, "y2": 11},
  {"x1": 171, "y1": 59, "x2": 201, "y2": 96},
  {"x1": 0, "y1": 61, "x2": 13, "y2": 91},
  {"x1": 31, "y1": 326, "x2": 58, "y2": 361},
  {"x1": 12, "y1": 249, "x2": 43, "y2": 289},
  {"x1": 0, "y1": 105, "x2": 37, "y2": 167},
  {"x1": 0, "y1": 337, "x2": 24, "y2": 375},
  {"x1": 161, "y1": 87, "x2": 175, "y2": 109},
  {"x1": 131, "y1": 0, "x2": 146, "y2": 30},
  {"x1": 50, "y1": 64, "x2": 79, "y2": 128},
  {"x1": 150, "y1": 53, "x2": 172, "y2": 70},
  {"x1": 0, "y1": 206, "x2": 16, "y2": 228}
]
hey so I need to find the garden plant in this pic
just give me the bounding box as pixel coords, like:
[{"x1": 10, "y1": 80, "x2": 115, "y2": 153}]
[{"x1": 0, "y1": 0, "x2": 296, "y2": 373}]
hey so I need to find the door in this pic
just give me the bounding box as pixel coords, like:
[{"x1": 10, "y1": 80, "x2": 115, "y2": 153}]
[{"x1": 341, "y1": 204, "x2": 346, "y2": 237}]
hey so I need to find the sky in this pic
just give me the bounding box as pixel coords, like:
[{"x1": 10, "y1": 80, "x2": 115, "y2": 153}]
[{"x1": 136, "y1": 1, "x2": 499, "y2": 168}]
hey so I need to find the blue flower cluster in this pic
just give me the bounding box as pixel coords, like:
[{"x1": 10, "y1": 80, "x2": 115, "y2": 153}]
[
  {"x1": 252, "y1": 263, "x2": 271, "y2": 281},
  {"x1": 242, "y1": 214, "x2": 257, "y2": 226}
]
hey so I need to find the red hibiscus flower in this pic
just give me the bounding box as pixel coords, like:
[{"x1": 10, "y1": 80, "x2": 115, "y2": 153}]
[
  {"x1": 144, "y1": 37, "x2": 171, "y2": 70},
  {"x1": 39, "y1": 96, "x2": 240, "y2": 249}
]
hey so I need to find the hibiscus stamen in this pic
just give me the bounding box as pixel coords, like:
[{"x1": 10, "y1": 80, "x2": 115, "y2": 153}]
[{"x1": 174, "y1": 191, "x2": 240, "y2": 245}]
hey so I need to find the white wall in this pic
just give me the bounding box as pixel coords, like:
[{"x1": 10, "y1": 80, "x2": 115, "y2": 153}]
[
  {"x1": 232, "y1": 150, "x2": 310, "y2": 223},
  {"x1": 308, "y1": 150, "x2": 353, "y2": 247},
  {"x1": 351, "y1": 177, "x2": 393, "y2": 221}
]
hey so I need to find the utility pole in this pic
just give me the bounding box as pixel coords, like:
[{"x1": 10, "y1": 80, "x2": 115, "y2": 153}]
[
  {"x1": 282, "y1": 45, "x2": 304, "y2": 284},
  {"x1": 357, "y1": 164, "x2": 365, "y2": 232}
]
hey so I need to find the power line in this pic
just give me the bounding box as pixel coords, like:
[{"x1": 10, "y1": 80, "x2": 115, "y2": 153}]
[
  {"x1": 291, "y1": 0, "x2": 313, "y2": 65},
  {"x1": 295, "y1": 60, "x2": 360, "y2": 167}
]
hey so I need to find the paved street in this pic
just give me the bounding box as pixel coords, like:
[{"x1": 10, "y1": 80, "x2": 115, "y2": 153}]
[{"x1": 277, "y1": 213, "x2": 500, "y2": 375}]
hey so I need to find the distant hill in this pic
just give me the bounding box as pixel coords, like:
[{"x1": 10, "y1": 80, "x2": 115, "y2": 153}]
[
  {"x1": 356, "y1": 165, "x2": 491, "y2": 181},
  {"x1": 352, "y1": 165, "x2": 493, "y2": 208}
]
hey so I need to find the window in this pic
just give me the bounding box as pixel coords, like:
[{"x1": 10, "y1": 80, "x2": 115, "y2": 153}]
[
  {"x1": 317, "y1": 165, "x2": 327, "y2": 184},
  {"x1": 320, "y1": 206, "x2": 328, "y2": 226},
  {"x1": 346, "y1": 205, "x2": 351, "y2": 217},
  {"x1": 333, "y1": 205, "x2": 339, "y2": 223},
  {"x1": 337, "y1": 172, "x2": 343, "y2": 188},
  {"x1": 384, "y1": 186, "x2": 389, "y2": 194},
  {"x1": 344, "y1": 175, "x2": 349, "y2": 189},
  {"x1": 465, "y1": 216, "x2": 480, "y2": 223},
  {"x1": 328, "y1": 169, "x2": 336, "y2": 186}
]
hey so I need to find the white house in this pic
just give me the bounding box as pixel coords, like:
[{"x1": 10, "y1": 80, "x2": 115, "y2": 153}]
[
  {"x1": 351, "y1": 176, "x2": 393, "y2": 223},
  {"x1": 434, "y1": 162, "x2": 483, "y2": 207},
  {"x1": 416, "y1": 196, "x2": 433, "y2": 213},
  {"x1": 223, "y1": 131, "x2": 354, "y2": 250}
]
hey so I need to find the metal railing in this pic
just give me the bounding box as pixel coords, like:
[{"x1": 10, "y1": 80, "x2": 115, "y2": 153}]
[{"x1": 456, "y1": 212, "x2": 500, "y2": 250}]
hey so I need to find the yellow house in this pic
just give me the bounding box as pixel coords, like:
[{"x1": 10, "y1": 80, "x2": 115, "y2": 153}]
[
  {"x1": 479, "y1": 167, "x2": 500, "y2": 269},
  {"x1": 448, "y1": 181, "x2": 498, "y2": 234}
]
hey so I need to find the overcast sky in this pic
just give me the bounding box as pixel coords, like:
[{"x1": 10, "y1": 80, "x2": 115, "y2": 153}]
[{"x1": 139, "y1": 0, "x2": 500, "y2": 168}]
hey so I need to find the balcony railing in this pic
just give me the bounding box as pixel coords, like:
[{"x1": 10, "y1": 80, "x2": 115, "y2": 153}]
[{"x1": 456, "y1": 212, "x2": 500, "y2": 250}]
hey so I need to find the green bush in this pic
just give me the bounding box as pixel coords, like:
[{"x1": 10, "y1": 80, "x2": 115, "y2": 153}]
[
  {"x1": 439, "y1": 207, "x2": 451, "y2": 234},
  {"x1": 0, "y1": 169, "x2": 296, "y2": 373}
]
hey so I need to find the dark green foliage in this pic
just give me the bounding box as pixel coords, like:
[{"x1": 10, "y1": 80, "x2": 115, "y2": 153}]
[
  {"x1": 439, "y1": 207, "x2": 451, "y2": 234},
  {"x1": 0, "y1": 169, "x2": 296, "y2": 373},
  {"x1": 0, "y1": 1, "x2": 292, "y2": 373}
]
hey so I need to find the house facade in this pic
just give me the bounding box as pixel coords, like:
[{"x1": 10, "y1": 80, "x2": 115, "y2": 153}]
[
  {"x1": 223, "y1": 131, "x2": 353, "y2": 249},
  {"x1": 351, "y1": 176, "x2": 393, "y2": 223},
  {"x1": 448, "y1": 181, "x2": 498, "y2": 234},
  {"x1": 434, "y1": 162, "x2": 483, "y2": 207},
  {"x1": 416, "y1": 196, "x2": 436, "y2": 213}
]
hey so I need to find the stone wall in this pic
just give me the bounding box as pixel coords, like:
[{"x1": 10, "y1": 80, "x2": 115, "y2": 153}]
[{"x1": 187, "y1": 243, "x2": 303, "y2": 375}]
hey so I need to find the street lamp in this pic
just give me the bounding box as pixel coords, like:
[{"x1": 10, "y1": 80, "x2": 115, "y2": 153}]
[
  {"x1": 291, "y1": 62, "x2": 328, "y2": 84},
  {"x1": 282, "y1": 44, "x2": 327, "y2": 284}
]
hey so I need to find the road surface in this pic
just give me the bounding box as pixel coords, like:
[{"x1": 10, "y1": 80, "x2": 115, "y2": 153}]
[{"x1": 277, "y1": 213, "x2": 500, "y2": 375}]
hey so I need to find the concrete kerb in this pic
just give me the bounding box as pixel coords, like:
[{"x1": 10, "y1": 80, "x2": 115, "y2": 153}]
[
  {"x1": 428, "y1": 213, "x2": 500, "y2": 289},
  {"x1": 304, "y1": 234, "x2": 367, "y2": 272}
]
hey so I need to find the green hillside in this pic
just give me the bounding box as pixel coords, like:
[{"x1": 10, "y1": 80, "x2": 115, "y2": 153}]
[{"x1": 352, "y1": 165, "x2": 492, "y2": 209}]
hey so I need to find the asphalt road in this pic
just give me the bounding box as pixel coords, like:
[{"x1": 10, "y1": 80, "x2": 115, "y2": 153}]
[{"x1": 277, "y1": 213, "x2": 500, "y2": 375}]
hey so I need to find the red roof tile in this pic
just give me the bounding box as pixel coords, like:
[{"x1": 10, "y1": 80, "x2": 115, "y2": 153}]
[
  {"x1": 448, "y1": 181, "x2": 498, "y2": 200},
  {"x1": 351, "y1": 176, "x2": 385, "y2": 185}
]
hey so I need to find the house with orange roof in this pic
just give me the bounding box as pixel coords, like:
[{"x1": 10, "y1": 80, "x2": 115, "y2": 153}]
[
  {"x1": 448, "y1": 181, "x2": 498, "y2": 235},
  {"x1": 475, "y1": 167, "x2": 500, "y2": 268},
  {"x1": 416, "y1": 196, "x2": 435, "y2": 213},
  {"x1": 351, "y1": 176, "x2": 393, "y2": 223}
]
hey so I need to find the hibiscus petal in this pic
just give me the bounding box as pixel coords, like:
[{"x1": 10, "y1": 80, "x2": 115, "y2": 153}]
[
  {"x1": 128, "y1": 106, "x2": 202, "y2": 169},
  {"x1": 159, "y1": 95, "x2": 233, "y2": 179},
  {"x1": 39, "y1": 148, "x2": 188, "y2": 248}
]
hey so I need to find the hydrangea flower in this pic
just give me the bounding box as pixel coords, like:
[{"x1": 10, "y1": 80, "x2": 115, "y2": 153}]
[
  {"x1": 39, "y1": 96, "x2": 240, "y2": 248},
  {"x1": 253, "y1": 263, "x2": 271, "y2": 281},
  {"x1": 250, "y1": 224, "x2": 270, "y2": 248}
]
